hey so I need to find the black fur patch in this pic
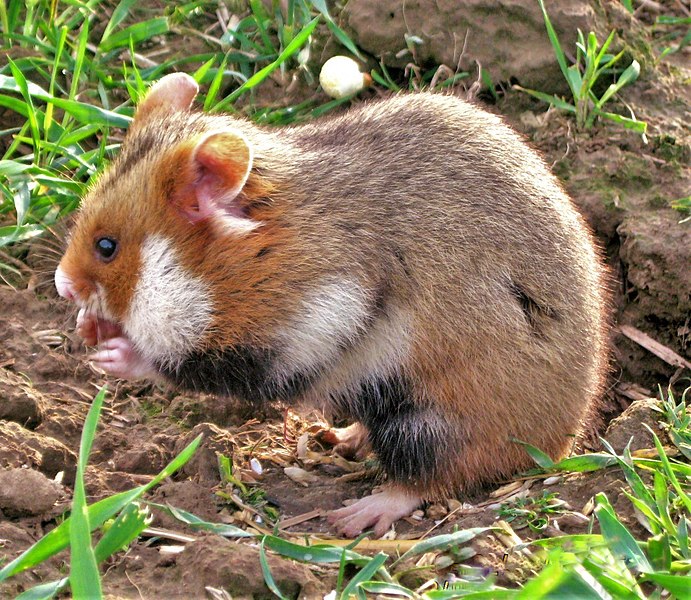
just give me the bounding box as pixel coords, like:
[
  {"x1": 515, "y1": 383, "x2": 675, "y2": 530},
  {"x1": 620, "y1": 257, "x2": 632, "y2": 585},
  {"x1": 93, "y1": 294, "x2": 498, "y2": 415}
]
[
  {"x1": 391, "y1": 245, "x2": 412, "y2": 279},
  {"x1": 158, "y1": 346, "x2": 312, "y2": 403},
  {"x1": 510, "y1": 281, "x2": 558, "y2": 332},
  {"x1": 349, "y1": 376, "x2": 452, "y2": 486},
  {"x1": 254, "y1": 246, "x2": 273, "y2": 259}
]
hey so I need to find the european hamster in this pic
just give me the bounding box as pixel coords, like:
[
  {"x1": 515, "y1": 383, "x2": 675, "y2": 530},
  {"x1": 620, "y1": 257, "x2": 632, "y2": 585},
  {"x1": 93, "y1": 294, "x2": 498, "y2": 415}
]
[{"x1": 55, "y1": 73, "x2": 608, "y2": 537}]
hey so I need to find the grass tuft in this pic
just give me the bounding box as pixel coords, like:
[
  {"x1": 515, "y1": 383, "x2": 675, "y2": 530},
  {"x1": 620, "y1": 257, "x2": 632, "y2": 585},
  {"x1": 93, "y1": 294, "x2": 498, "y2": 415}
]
[{"x1": 515, "y1": 0, "x2": 647, "y2": 136}]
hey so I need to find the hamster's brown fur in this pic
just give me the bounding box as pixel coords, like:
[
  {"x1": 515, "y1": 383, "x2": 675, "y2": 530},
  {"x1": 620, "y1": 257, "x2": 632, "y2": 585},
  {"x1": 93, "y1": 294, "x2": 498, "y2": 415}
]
[{"x1": 56, "y1": 75, "x2": 608, "y2": 535}]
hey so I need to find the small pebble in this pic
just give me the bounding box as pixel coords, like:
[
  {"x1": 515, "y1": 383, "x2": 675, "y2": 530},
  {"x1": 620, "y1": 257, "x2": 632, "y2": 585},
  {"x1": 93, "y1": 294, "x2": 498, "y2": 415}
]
[
  {"x1": 447, "y1": 498, "x2": 463, "y2": 511},
  {"x1": 425, "y1": 503, "x2": 448, "y2": 520},
  {"x1": 556, "y1": 512, "x2": 591, "y2": 528}
]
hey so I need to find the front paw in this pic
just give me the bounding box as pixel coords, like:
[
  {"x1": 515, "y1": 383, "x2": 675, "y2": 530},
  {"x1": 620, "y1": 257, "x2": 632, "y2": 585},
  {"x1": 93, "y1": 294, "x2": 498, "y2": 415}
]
[
  {"x1": 76, "y1": 308, "x2": 123, "y2": 346},
  {"x1": 316, "y1": 422, "x2": 371, "y2": 461},
  {"x1": 88, "y1": 337, "x2": 157, "y2": 380}
]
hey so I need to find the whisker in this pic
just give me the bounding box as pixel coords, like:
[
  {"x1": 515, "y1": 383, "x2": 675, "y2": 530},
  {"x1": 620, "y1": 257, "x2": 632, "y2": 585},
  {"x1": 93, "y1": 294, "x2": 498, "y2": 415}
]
[
  {"x1": 94, "y1": 295, "x2": 107, "y2": 345},
  {"x1": 0, "y1": 250, "x2": 31, "y2": 273}
]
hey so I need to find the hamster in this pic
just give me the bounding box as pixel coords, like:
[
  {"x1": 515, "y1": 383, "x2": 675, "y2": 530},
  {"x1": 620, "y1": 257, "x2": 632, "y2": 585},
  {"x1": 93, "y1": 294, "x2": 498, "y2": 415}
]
[{"x1": 55, "y1": 73, "x2": 608, "y2": 537}]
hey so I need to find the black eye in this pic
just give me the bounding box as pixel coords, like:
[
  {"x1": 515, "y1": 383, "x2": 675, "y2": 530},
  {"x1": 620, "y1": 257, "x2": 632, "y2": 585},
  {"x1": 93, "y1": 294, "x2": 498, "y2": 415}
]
[{"x1": 95, "y1": 237, "x2": 118, "y2": 261}]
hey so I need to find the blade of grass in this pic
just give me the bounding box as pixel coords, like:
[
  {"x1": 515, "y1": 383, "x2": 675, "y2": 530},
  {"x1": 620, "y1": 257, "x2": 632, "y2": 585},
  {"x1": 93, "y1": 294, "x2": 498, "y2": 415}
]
[
  {"x1": 0, "y1": 0, "x2": 9, "y2": 49},
  {"x1": 149, "y1": 502, "x2": 254, "y2": 538},
  {"x1": 44, "y1": 25, "x2": 68, "y2": 134},
  {"x1": 600, "y1": 438, "x2": 656, "y2": 511},
  {"x1": 261, "y1": 535, "x2": 370, "y2": 566},
  {"x1": 310, "y1": 95, "x2": 351, "y2": 118},
  {"x1": 94, "y1": 502, "x2": 151, "y2": 562},
  {"x1": 309, "y1": 0, "x2": 364, "y2": 60},
  {"x1": 551, "y1": 453, "x2": 618, "y2": 472},
  {"x1": 98, "y1": 17, "x2": 170, "y2": 52},
  {"x1": 335, "y1": 545, "x2": 348, "y2": 597},
  {"x1": 392, "y1": 527, "x2": 488, "y2": 568},
  {"x1": 645, "y1": 425, "x2": 691, "y2": 515},
  {"x1": 677, "y1": 518, "x2": 690, "y2": 559},
  {"x1": 69, "y1": 387, "x2": 106, "y2": 599},
  {"x1": 593, "y1": 30, "x2": 617, "y2": 75},
  {"x1": 537, "y1": 0, "x2": 572, "y2": 96},
  {"x1": 647, "y1": 533, "x2": 672, "y2": 572},
  {"x1": 203, "y1": 55, "x2": 229, "y2": 111},
  {"x1": 517, "y1": 556, "x2": 611, "y2": 599},
  {"x1": 0, "y1": 75, "x2": 132, "y2": 127},
  {"x1": 0, "y1": 224, "x2": 44, "y2": 247},
  {"x1": 596, "y1": 60, "x2": 640, "y2": 109},
  {"x1": 339, "y1": 552, "x2": 388, "y2": 599},
  {"x1": 68, "y1": 20, "x2": 90, "y2": 105},
  {"x1": 653, "y1": 469, "x2": 677, "y2": 535},
  {"x1": 511, "y1": 86, "x2": 577, "y2": 114},
  {"x1": 641, "y1": 573, "x2": 691, "y2": 596},
  {"x1": 0, "y1": 92, "x2": 32, "y2": 118},
  {"x1": 248, "y1": 0, "x2": 276, "y2": 53},
  {"x1": 259, "y1": 537, "x2": 289, "y2": 600},
  {"x1": 100, "y1": 0, "x2": 138, "y2": 45},
  {"x1": 15, "y1": 578, "x2": 68, "y2": 600},
  {"x1": 594, "y1": 493, "x2": 653, "y2": 574},
  {"x1": 426, "y1": 591, "x2": 517, "y2": 599},
  {"x1": 12, "y1": 178, "x2": 29, "y2": 226},
  {"x1": 621, "y1": 490, "x2": 663, "y2": 535},
  {"x1": 581, "y1": 557, "x2": 646, "y2": 600},
  {"x1": 7, "y1": 59, "x2": 41, "y2": 159},
  {"x1": 359, "y1": 581, "x2": 418, "y2": 598}
]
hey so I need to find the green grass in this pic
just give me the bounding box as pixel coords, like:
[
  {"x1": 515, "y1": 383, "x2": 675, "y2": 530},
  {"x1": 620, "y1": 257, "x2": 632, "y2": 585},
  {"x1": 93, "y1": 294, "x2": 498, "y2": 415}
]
[
  {"x1": 498, "y1": 491, "x2": 567, "y2": 533},
  {"x1": 671, "y1": 196, "x2": 691, "y2": 224},
  {"x1": 515, "y1": 0, "x2": 647, "y2": 136}
]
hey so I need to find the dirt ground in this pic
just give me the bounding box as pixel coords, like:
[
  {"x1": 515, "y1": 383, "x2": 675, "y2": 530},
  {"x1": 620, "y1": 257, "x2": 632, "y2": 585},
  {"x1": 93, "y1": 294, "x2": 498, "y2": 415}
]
[{"x1": 1, "y1": 2, "x2": 690, "y2": 599}]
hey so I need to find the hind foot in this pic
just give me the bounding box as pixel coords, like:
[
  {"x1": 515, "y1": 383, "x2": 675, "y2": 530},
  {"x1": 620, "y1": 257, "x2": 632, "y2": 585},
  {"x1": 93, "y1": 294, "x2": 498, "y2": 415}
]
[{"x1": 328, "y1": 486, "x2": 422, "y2": 538}]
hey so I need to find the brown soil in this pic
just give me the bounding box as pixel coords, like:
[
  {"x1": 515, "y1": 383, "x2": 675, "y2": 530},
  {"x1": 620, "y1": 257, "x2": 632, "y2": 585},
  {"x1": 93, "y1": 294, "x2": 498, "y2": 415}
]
[{"x1": 1, "y1": 1, "x2": 689, "y2": 598}]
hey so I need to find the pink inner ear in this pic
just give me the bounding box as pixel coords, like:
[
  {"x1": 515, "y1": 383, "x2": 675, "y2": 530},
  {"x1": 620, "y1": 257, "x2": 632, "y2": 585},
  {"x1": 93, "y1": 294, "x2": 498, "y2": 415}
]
[
  {"x1": 183, "y1": 142, "x2": 249, "y2": 222},
  {"x1": 174, "y1": 130, "x2": 253, "y2": 224},
  {"x1": 189, "y1": 167, "x2": 247, "y2": 222}
]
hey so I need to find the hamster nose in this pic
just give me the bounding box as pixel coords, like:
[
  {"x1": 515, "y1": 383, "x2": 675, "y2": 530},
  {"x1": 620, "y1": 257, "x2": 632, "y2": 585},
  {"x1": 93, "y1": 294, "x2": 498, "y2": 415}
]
[{"x1": 54, "y1": 265, "x2": 76, "y2": 301}]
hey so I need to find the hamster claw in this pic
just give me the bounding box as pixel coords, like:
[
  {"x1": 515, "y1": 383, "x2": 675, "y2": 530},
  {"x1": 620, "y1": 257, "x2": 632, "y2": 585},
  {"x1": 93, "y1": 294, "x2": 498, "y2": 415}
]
[
  {"x1": 88, "y1": 337, "x2": 156, "y2": 380},
  {"x1": 327, "y1": 487, "x2": 422, "y2": 538}
]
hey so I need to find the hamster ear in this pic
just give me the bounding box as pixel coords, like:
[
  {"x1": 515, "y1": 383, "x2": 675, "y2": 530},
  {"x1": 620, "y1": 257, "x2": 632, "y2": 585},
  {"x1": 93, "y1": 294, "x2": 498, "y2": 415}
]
[
  {"x1": 176, "y1": 130, "x2": 254, "y2": 226},
  {"x1": 135, "y1": 73, "x2": 199, "y2": 124}
]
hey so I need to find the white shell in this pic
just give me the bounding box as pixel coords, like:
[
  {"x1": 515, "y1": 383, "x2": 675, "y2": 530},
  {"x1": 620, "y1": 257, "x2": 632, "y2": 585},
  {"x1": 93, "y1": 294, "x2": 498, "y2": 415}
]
[{"x1": 319, "y1": 56, "x2": 367, "y2": 99}]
